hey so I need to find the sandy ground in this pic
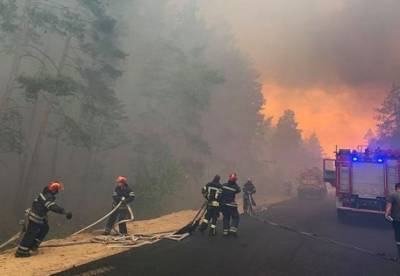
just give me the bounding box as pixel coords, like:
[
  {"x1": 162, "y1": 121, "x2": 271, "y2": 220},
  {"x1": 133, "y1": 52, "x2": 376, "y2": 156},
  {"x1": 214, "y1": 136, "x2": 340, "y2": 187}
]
[{"x1": 0, "y1": 195, "x2": 287, "y2": 276}]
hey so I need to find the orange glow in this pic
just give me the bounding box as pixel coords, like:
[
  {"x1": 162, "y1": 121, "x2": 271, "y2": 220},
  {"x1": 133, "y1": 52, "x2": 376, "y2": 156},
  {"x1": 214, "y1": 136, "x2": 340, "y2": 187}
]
[{"x1": 261, "y1": 82, "x2": 385, "y2": 157}]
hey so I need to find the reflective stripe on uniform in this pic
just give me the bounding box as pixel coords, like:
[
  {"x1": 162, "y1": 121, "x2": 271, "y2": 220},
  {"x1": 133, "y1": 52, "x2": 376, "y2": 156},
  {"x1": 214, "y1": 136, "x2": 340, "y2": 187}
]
[
  {"x1": 210, "y1": 201, "x2": 219, "y2": 207},
  {"x1": 29, "y1": 216, "x2": 45, "y2": 224},
  {"x1": 210, "y1": 224, "x2": 216, "y2": 229},
  {"x1": 39, "y1": 193, "x2": 46, "y2": 201},
  {"x1": 29, "y1": 211, "x2": 45, "y2": 220},
  {"x1": 45, "y1": 201, "x2": 56, "y2": 208},
  {"x1": 229, "y1": 227, "x2": 237, "y2": 232},
  {"x1": 225, "y1": 203, "x2": 238, "y2": 207},
  {"x1": 222, "y1": 186, "x2": 237, "y2": 192},
  {"x1": 28, "y1": 211, "x2": 46, "y2": 224},
  {"x1": 129, "y1": 192, "x2": 135, "y2": 196},
  {"x1": 202, "y1": 219, "x2": 209, "y2": 224},
  {"x1": 18, "y1": 245, "x2": 29, "y2": 251}
]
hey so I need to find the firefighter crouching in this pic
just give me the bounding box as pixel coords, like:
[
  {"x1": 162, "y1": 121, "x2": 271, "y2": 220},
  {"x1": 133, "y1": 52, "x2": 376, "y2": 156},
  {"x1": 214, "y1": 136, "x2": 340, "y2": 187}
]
[
  {"x1": 385, "y1": 182, "x2": 400, "y2": 259},
  {"x1": 15, "y1": 181, "x2": 72, "y2": 258},
  {"x1": 199, "y1": 175, "x2": 223, "y2": 236},
  {"x1": 104, "y1": 176, "x2": 135, "y2": 236},
  {"x1": 221, "y1": 173, "x2": 241, "y2": 237},
  {"x1": 243, "y1": 178, "x2": 256, "y2": 215}
]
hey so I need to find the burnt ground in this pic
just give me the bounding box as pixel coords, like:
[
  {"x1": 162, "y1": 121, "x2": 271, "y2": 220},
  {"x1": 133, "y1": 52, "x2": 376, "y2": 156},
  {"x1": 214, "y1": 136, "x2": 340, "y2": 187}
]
[{"x1": 56, "y1": 193, "x2": 400, "y2": 276}]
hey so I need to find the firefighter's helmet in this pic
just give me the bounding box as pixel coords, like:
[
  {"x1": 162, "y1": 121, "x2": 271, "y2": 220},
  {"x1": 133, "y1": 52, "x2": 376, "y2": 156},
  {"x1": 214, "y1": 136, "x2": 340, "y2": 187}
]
[
  {"x1": 229, "y1": 173, "x2": 238, "y2": 182},
  {"x1": 48, "y1": 181, "x2": 64, "y2": 192},
  {"x1": 116, "y1": 176, "x2": 127, "y2": 185}
]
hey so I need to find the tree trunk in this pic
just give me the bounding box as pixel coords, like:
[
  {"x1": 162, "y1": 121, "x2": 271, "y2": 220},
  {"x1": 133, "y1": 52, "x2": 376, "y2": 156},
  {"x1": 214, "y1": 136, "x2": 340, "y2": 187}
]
[
  {"x1": 50, "y1": 135, "x2": 60, "y2": 178},
  {"x1": 14, "y1": 34, "x2": 73, "y2": 213}
]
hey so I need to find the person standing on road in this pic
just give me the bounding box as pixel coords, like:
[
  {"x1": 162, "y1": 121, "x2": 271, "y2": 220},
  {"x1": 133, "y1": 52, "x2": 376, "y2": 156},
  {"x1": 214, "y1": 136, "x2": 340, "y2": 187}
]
[
  {"x1": 15, "y1": 181, "x2": 72, "y2": 258},
  {"x1": 243, "y1": 178, "x2": 256, "y2": 215},
  {"x1": 221, "y1": 173, "x2": 241, "y2": 237},
  {"x1": 199, "y1": 175, "x2": 223, "y2": 236},
  {"x1": 385, "y1": 182, "x2": 400, "y2": 259},
  {"x1": 104, "y1": 176, "x2": 135, "y2": 236}
]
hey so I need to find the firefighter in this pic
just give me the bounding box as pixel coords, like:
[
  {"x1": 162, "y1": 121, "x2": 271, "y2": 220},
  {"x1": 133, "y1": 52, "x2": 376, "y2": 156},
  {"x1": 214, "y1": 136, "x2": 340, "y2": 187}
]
[
  {"x1": 104, "y1": 176, "x2": 135, "y2": 236},
  {"x1": 199, "y1": 175, "x2": 223, "y2": 236},
  {"x1": 15, "y1": 181, "x2": 72, "y2": 258},
  {"x1": 385, "y1": 182, "x2": 400, "y2": 260},
  {"x1": 221, "y1": 173, "x2": 241, "y2": 237},
  {"x1": 243, "y1": 178, "x2": 256, "y2": 215}
]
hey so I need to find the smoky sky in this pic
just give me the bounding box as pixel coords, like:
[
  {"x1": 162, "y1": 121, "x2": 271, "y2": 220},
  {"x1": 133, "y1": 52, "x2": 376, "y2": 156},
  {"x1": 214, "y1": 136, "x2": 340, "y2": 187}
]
[{"x1": 201, "y1": 0, "x2": 400, "y2": 90}]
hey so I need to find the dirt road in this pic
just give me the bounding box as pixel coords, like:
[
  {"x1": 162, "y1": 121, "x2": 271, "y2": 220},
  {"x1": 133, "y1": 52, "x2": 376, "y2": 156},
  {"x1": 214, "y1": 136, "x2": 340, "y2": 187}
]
[{"x1": 57, "y1": 194, "x2": 400, "y2": 276}]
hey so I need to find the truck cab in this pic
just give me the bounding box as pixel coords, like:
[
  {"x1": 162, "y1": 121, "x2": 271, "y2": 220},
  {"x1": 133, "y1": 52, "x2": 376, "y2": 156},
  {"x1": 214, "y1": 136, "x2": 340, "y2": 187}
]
[{"x1": 323, "y1": 148, "x2": 400, "y2": 220}]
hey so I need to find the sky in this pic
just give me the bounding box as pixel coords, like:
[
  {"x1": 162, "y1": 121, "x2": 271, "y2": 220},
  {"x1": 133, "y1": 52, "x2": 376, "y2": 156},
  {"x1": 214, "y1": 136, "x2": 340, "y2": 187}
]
[{"x1": 200, "y1": 0, "x2": 400, "y2": 154}]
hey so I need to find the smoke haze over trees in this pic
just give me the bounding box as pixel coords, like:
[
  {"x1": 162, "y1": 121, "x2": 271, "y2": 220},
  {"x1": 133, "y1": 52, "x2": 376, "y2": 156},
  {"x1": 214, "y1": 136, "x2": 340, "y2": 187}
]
[{"x1": 0, "y1": 0, "x2": 323, "y2": 239}]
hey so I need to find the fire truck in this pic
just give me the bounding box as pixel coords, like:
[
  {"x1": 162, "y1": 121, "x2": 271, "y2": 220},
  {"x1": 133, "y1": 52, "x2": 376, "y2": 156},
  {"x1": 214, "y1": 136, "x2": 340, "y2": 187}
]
[{"x1": 323, "y1": 148, "x2": 400, "y2": 220}]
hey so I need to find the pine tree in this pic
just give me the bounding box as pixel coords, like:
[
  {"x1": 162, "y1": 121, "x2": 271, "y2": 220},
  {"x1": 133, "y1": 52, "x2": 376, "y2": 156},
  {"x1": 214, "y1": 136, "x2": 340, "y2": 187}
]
[{"x1": 376, "y1": 85, "x2": 400, "y2": 147}]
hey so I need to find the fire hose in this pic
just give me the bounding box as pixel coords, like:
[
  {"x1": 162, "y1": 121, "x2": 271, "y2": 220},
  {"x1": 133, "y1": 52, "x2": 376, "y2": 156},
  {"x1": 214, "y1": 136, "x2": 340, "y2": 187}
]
[
  {"x1": 0, "y1": 200, "x2": 192, "y2": 253},
  {"x1": 72, "y1": 201, "x2": 124, "y2": 236}
]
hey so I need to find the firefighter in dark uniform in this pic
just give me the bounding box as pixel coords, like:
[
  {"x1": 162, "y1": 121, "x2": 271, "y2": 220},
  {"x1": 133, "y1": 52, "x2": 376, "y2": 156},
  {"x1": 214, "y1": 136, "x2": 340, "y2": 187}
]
[
  {"x1": 15, "y1": 181, "x2": 72, "y2": 257},
  {"x1": 385, "y1": 182, "x2": 400, "y2": 259},
  {"x1": 243, "y1": 178, "x2": 256, "y2": 215},
  {"x1": 199, "y1": 175, "x2": 223, "y2": 236},
  {"x1": 104, "y1": 176, "x2": 135, "y2": 236},
  {"x1": 221, "y1": 173, "x2": 241, "y2": 236}
]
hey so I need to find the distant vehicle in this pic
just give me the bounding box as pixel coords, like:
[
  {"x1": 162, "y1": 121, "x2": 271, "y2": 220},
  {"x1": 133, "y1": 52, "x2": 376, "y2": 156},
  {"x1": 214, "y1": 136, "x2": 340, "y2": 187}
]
[
  {"x1": 323, "y1": 148, "x2": 400, "y2": 221},
  {"x1": 297, "y1": 167, "x2": 327, "y2": 199}
]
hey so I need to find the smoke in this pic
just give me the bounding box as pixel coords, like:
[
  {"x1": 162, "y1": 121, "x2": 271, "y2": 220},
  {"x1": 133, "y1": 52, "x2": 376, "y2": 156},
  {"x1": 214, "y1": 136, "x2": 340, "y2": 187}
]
[{"x1": 201, "y1": 0, "x2": 400, "y2": 90}]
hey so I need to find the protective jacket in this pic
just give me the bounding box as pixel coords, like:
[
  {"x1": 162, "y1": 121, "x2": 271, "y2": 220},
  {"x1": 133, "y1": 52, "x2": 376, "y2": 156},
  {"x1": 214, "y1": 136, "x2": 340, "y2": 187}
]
[
  {"x1": 202, "y1": 180, "x2": 223, "y2": 207},
  {"x1": 28, "y1": 187, "x2": 65, "y2": 224},
  {"x1": 243, "y1": 181, "x2": 256, "y2": 195},
  {"x1": 112, "y1": 184, "x2": 135, "y2": 209},
  {"x1": 221, "y1": 181, "x2": 241, "y2": 207}
]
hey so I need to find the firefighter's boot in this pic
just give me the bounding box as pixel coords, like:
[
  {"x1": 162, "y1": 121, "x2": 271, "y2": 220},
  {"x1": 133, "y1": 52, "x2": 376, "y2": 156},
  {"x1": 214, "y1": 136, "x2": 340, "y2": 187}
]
[
  {"x1": 229, "y1": 227, "x2": 238, "y2": 237},
  {"x1": 15, "y1": 246, "x2": 31, "y2": 258},
  {"x1": 199, "y1": 219, "x2": 208, "y2": 235},
  {"x1": 209, "y1": 225, "x2": 217, "y2": 236}
]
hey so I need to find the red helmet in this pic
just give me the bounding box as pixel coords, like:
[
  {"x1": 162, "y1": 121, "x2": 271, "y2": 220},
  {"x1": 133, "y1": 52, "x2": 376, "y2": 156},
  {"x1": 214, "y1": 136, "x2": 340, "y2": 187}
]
[
  {"x1": 229, "y1": 173, "x2": 237, "y2": 182},
  {"x1": 116, "y1": 176, "x2": 127, "y2": 185},
  {"x1": 48, "y1": 181, "x2": 63, "y2": 192}
]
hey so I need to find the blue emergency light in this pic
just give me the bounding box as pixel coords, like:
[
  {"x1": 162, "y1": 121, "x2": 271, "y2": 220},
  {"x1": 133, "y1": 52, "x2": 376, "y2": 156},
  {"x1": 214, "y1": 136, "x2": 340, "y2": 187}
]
[
  {"x1": 352, "y1": 156, "x2": 358, "y2": 162},
  {"x1": 377, "y1": 158, "x2": 384, "y2": 163}
]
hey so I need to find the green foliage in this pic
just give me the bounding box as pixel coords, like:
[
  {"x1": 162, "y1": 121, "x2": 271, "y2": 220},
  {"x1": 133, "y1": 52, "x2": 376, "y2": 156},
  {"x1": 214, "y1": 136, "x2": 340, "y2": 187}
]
[
  {"x1": 0, "y1": 107, "x2": 23, "y2": 154},
  {"x1": 375, "y1": 85, "x2": 400, "y2": 147},
  {"x1": 0, "y1": 0, "x2": 18, "y2": 33},
  {"x1": 131, "y1": 134, "x2": 185, "y2": 212},
  {"x1": 27, "y1": 5, "x2": 86, "y2": 39},
  {"x1": 18, "y1": 74, "x2": 78, "y2": 100}
]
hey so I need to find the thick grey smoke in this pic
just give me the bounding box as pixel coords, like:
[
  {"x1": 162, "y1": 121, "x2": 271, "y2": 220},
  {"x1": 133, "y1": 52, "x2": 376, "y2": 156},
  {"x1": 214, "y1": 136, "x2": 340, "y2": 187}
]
[{"x1": 201, "y1": 0, "x2": 400, "y2": 90}]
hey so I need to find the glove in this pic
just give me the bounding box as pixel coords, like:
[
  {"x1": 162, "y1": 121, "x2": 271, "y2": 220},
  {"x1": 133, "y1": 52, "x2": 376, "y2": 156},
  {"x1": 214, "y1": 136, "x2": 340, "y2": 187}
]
[
  {"x1": 385, "y1": 214, "x2": 394, "y2": 222},
  {"x1": 65, "y1": 212, "x2": 72, "y2": 220}
]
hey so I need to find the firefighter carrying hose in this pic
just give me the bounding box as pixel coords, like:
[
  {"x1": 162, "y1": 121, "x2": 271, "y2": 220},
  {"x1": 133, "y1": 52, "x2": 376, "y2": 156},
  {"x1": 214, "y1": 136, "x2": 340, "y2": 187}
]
[
  {"x1": 221, "y1": 173, "x2": 241, "y2": 237},
  {"x1": 243, "y1": 178, "x2": 256, "y2": 215},
  {"x1": 15, "y1": 181, "x2": 72, "y2": 258},
  {"x1": 385, "y1": 182, "x2": 400, "y2": 260},
  {"x1": 199, "y1": 175, "x2": 223, "y2": 236},
  {"x1": 104, "y1": 176, "x2": 135, "y2": 236}
]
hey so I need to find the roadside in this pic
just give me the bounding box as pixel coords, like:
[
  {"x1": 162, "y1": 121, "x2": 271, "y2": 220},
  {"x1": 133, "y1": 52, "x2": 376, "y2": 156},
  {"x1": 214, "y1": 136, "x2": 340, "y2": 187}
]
[{"x1": 0, "y1": 195, "x2": 290, "y2": 276}]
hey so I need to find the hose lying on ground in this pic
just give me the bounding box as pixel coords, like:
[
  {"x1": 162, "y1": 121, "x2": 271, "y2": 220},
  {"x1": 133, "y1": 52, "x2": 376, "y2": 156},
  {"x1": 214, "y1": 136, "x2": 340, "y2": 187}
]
[
  {"x1": 251, "y1": 206, "x2": 398, "y2": 263},
  {"x1": 0, "y1": 231, "x2": 23, "y2": 251}
]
